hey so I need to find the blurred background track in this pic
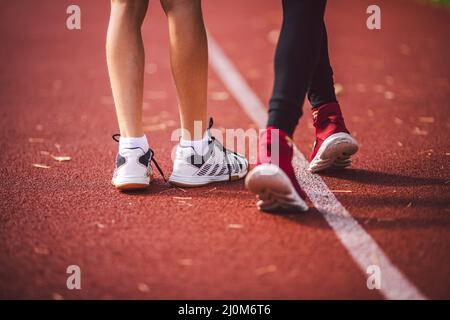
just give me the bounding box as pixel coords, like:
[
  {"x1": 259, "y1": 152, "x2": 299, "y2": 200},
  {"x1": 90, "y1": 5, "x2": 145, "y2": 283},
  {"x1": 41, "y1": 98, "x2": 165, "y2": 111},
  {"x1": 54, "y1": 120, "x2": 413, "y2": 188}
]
[{"x1": 0, "y1": 0, "x2": 448, "y2": 299}]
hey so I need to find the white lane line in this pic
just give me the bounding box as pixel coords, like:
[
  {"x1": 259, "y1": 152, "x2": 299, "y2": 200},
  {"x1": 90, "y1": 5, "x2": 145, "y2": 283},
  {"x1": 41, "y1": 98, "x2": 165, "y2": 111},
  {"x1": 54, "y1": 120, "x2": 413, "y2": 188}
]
[
  {"x1": 208, "y1": 32, "x2": 427, "y2": 300},
  {"x1": 207, "y1": 32, "x2": 267, "y2": 129}
]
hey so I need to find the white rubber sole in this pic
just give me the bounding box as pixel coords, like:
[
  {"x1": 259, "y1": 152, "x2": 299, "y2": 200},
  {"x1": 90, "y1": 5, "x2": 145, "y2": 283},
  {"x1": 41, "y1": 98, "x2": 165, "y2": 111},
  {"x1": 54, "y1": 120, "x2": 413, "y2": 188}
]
[
  {"x1": 112, "y1": 176, "x2": 151, "y2": 191},
  {"x1": 169, "y1": 167, "x2": 248, "y2": 187},
  {"x1": 308, "y1": 132, "x2": 358, "y2": 173},
  {"x1": 245, "y1": 163, "x2": 308, "y2": 212}
]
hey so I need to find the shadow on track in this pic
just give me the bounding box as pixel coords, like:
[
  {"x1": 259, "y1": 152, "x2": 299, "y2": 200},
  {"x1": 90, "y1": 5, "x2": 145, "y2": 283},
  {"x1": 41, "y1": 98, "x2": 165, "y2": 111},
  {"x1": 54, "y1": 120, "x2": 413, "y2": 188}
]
[
  {"x1": 119, "y1": 180, "x2": 169, "y2": 196},
  {"x1": 320, "y1": 168, "x2": 448, "y2": 186},
  {"x1": 120, "y1": 179, "x2": 247, "y2": 196},
  {"x1": 267, "y1": 204, "x2": 450, "y2": 230}
]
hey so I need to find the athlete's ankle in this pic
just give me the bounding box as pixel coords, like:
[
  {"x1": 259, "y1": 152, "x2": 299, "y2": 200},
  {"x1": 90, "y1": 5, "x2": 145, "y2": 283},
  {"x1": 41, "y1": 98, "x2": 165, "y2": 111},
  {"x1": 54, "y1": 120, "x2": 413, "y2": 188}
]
[
  {"x1": 179, "y1": 135, "x2": 209, "y2": 156},
  {"x1": 119, "y1": 135, "x2": 149, "y2": 153}
]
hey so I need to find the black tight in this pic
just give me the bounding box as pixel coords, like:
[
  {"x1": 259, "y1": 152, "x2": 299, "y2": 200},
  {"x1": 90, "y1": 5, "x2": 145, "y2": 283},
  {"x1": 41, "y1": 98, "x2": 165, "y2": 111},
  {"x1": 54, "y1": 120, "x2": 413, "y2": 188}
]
[{"x1": 267, "y1": 0, "x2": 337, "y2": 137}]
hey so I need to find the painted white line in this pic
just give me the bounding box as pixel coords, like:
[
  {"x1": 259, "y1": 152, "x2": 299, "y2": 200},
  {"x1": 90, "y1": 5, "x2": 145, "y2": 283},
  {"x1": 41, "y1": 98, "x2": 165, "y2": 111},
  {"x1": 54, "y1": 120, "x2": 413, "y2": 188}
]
[
  {"x1": 292, "y1": 149, "x2": 426, "y2": 299},
  {"x1": 207, "y1": 33, "x2": 267, "y2": 129},
  {"x1": 207, "y1": 32, "x2": 427, "y2": 300}
]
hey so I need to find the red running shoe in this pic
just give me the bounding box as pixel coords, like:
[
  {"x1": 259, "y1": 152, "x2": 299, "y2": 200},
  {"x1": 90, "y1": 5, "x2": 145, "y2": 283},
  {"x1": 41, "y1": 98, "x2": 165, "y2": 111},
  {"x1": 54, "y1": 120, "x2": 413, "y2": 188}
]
[
  {"x1": 245, "y1": 127, "x2": 308, "y2": 212},
  {"x1": 309, "y1": 103, "x2": 358, "y2": 173}
]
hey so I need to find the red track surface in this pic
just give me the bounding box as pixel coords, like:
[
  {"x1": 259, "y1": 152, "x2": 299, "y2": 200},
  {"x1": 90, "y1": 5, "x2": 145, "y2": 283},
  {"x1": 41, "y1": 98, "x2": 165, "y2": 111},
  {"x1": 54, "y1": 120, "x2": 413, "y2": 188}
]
[{"x1": 0, "y1": 0, "x2": 449, "y2": 299}]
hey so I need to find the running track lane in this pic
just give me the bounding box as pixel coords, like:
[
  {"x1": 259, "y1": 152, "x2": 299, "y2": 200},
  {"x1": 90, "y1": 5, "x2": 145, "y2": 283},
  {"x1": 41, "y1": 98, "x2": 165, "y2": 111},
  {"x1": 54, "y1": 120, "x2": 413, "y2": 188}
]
[
  {"x1": 0, "y1": 0, "x2": 448, "y2": 299},
  {"x1": 0, "y1": 0, "x2": 380, "y2": 299},
  {"x1": 207, "y1": 31, "x2": 425, "y2": 300},
  {"x1": 204, "y1": 0, "x2": 450, "y2": 299}
]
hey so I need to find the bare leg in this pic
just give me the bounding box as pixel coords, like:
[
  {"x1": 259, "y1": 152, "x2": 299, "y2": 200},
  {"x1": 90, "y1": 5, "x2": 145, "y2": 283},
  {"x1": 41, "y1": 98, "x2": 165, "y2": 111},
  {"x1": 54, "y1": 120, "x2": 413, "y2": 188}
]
[
  {"x1": 160, "y1": 0, "x2": 208, "y2": 140},
  {"x1": 106, "y1": 0, "x2": 149, "y2": 138}
]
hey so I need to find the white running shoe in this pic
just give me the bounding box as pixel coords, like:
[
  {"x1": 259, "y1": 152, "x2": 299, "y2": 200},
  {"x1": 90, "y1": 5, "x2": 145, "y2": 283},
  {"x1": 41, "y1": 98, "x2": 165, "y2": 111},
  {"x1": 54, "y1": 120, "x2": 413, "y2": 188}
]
[
  {"x1": 111, "y1": 134, "x2": 165, "y2": 191},
  {"x1": 169, "y1": 118, "x2": 248, "y2": 187}
]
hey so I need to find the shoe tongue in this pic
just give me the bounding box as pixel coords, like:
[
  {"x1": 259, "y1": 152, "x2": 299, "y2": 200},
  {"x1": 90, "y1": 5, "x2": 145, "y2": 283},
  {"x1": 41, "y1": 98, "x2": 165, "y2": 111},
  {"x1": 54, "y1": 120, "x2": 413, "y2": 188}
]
[
  {"x1": 313, "y1": 103, "x2": 342, "y2": 127},
  {"x1": 204, "y1": 127, "x2": 213, "y2": 143},
  {"x1": 257, "y1": 127, "x2": 293, "y2": 165},
  {"x1": 265, "y1": 126, "x2": 290, "y2": 141},
  {"x1": 263, "y1": 127, "x2": 292, "y2": 149}
]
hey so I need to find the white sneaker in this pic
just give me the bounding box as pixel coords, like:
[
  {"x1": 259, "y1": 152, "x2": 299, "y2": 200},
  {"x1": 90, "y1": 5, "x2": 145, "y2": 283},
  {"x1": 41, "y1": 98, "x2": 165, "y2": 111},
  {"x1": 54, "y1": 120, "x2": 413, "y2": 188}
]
[
  {"x1": 111, "y1": 135, "x2": 165, "y2": 191},
  {"x1": 169, "y1": 119, "x2": 248, "y2": 187}
]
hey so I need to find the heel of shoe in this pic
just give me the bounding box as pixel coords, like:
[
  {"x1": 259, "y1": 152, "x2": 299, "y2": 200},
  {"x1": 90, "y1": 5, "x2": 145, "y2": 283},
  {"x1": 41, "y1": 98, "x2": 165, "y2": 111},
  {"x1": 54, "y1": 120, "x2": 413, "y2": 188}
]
[
  {"x1": 245, "y1": 164, "x2": 308, "y2": 212},
  {"x1": 309, "y1": 133, "x2": 358, "y2": 173},
  {"x1": 112, "y1": 176, "x2": 150, "y2": 191}
]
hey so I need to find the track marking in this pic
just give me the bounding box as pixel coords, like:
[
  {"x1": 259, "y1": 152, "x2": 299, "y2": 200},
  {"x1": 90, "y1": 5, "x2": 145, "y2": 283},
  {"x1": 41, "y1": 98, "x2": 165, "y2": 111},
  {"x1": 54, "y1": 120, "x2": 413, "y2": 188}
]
[{"x1": 207, "y1": 32, "x2": 427, "y2": 300}]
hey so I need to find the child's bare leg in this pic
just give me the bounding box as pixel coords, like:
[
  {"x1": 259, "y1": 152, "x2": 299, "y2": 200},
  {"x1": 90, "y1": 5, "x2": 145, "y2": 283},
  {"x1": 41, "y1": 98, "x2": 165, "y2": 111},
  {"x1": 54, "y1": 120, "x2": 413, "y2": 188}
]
[
  {"x1": 106, "y1": 0, "x2": 149, "y2": 138},
  {"x1": 160, "y1": 0, "x2": 208, "y2": 140},
  {"x1": 162, "y1": 0, "x2": 248, "y2": 188}
]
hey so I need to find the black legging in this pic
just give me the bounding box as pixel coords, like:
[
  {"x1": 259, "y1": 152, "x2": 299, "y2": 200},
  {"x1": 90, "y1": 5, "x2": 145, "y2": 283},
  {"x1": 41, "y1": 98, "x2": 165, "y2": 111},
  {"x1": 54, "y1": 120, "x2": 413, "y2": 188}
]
[{"x1": 267, "y1": 0, "x2": 337, "y2": 137}]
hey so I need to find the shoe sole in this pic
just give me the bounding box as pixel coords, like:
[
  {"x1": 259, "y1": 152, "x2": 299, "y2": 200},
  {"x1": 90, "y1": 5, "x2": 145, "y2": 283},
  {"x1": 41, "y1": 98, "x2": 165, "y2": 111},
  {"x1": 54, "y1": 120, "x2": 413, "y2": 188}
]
[
  {"x1": 112, "y1": 176, "x2": 151, "y2": 191},
  {"x1": 309, "y1": 132, "x2": 358, "y2": 173},
  {"x1": 169, "y1": 167, "x2": 248, "y2": 188},
  {"x1": 245, "y1": 163, "x2": 308, "y2": 212}
]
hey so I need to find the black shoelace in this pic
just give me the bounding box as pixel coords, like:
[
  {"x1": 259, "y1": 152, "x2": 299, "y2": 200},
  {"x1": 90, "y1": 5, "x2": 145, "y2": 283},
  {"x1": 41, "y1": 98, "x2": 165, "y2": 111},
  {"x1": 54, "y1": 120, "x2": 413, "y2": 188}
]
[
  {"x1": 206, "y1": 118, "x2": 232, "y2": 181},
  {"x1": 112, "y1": 134, "x2": 166, "y2": 182}
]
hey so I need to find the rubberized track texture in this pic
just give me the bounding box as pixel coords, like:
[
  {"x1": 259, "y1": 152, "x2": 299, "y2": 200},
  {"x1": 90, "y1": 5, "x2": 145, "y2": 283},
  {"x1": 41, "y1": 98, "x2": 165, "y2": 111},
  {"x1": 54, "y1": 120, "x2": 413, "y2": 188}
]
[{"x1": 0, "y1": 0, "x2": 449, "y2": 299}]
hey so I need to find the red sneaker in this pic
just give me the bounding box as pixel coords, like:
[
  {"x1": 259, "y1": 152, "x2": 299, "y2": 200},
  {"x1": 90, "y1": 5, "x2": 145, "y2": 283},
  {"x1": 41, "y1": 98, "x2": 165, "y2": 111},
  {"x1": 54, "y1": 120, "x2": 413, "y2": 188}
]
[
  {"x1": 309, "y1": 103, "x2": 358, "y2": 173},
  {"x1": 245, "y1": 127, "x2": 308, "y2": 212}
]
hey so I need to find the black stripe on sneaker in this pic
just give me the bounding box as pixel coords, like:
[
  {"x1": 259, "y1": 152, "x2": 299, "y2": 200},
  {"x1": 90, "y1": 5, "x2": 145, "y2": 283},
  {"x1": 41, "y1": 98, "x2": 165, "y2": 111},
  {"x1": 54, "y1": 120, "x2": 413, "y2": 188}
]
[
  {"x1": 197, "y1": 163, "x2": 212, "y2": 176},
  {"x1": 217, "y1": 167, "x2": 226, "y2": 176},
  {"x1": 139, "y1": 150, "x2": 151, "y2": 167},
  {"x1": 185, "y1": 145, "x2": 214, "y2": 169},
  {"x1": 209, "y1": 164, "x2": 219, "y2": 176},
  {"x1": 116, "y1": 154, "x2": 126, "y2": 169},
  {"x1": 233, "y1": 159, "x2": 240, "y2": 174},
  {"x1": 236, "y1": 155, "x2": 243, "y2": 170},
  {"x1": 189, "y1": 154, "x2": 205, "y2": 169}
]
